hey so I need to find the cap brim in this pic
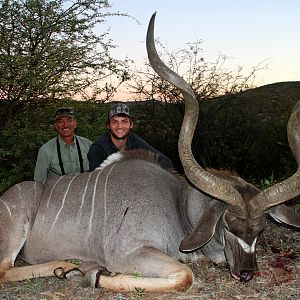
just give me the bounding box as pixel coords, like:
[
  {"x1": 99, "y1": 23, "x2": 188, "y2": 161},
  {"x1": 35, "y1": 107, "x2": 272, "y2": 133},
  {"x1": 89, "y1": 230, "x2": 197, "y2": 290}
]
[
  {"x1": 109, "y1": 112, "x2": 131, "y2": 119},
  {"x1": 55, "y1": 113, "x2": 75, "y2": 119}
]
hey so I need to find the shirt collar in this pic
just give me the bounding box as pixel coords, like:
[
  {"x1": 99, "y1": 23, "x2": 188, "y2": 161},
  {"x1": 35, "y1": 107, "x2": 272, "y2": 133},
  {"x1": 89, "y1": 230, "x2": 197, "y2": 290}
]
[{"x1": 58, "y1": 135, "x2": 76, "y2": 146}]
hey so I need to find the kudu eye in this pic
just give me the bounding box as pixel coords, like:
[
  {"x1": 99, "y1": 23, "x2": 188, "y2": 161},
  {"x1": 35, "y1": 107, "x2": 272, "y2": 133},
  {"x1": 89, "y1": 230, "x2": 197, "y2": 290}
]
[{"x1": 223, "y1": 211, "x2": 244, "y2": 236}]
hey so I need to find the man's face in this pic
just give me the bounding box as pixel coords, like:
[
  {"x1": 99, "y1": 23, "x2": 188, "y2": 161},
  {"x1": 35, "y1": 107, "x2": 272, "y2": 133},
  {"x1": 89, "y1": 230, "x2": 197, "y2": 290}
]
[
  {"x1": 108, "y1": 115, "x2": 133, "y2": 140},
  {"x1": 55, "y1": 116, "x2": 77, "y2": 139}
]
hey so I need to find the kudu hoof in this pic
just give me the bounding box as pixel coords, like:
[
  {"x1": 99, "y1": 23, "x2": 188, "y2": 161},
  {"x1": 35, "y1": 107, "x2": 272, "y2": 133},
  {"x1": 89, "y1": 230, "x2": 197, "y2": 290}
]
[
  {"x1": 54, "y1": 267, "x2": 84, "y2": 282},
  {"x1": 54, "y1": 267, "x2": 65, "y2": 279},
  {"x1": 81, "y1": 267, "x2": 111, "y2": 288},
  {"x1": 239, "y1": 271, "x2": 254, "y2": 282}
]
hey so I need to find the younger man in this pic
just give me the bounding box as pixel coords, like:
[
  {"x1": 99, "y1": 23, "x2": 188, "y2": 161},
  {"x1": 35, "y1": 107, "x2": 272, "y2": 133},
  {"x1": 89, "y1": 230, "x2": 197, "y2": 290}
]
[{"x1": 88, "y1": 103, "x2": 173, "y2": 171}]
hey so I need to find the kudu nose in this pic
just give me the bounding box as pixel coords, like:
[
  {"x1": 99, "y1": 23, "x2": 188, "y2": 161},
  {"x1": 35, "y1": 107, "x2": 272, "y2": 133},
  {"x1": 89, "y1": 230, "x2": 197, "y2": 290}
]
[{"x1": 239, "y1": 271, "x2": 254, "y2": 282}]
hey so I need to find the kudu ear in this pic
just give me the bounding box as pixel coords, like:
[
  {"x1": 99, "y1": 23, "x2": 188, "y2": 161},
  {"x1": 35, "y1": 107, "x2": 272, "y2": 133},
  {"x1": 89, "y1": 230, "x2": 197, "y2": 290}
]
[
  {"x1": 180, "y1": 201, "x2": 224, "y2": 252},
  {"x1": 268, "y1": 204, "x2": 300, "y2": 228}
]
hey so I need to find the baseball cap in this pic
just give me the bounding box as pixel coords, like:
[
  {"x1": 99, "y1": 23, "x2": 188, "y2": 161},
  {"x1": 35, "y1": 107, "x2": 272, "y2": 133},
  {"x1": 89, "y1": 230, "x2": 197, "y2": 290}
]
[
  {"x1": 55, "y1": 107, "x2": 76, "y2": 120},
  {"x1": 108, "y1": 103, "x2": 131, "y2": 119}
]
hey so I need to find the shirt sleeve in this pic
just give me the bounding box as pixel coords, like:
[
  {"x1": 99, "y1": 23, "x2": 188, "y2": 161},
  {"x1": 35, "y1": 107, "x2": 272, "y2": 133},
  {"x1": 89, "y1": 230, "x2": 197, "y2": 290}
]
[
  {"x1": 87, "y1": 144, "x2": 109, "y2": 171},
  {"x1": 131, "y1": 134, "x2": 174, "y2": 170},
  {"x1": 157, "y1": 153, "x2": 174, "y2": 170},
  {"x1": 34, "y1": 147, "x2": 50, "y2": 182}
]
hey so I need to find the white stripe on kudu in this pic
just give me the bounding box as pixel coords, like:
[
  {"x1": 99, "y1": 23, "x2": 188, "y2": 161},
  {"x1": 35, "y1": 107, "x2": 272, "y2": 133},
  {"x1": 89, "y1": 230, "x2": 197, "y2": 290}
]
[
  {"x1": 50, "y1": 174, "x2": 79, "y2": 232},
  {"x1": 77, "y1": 171, "x2": 93, "y2": 224}
]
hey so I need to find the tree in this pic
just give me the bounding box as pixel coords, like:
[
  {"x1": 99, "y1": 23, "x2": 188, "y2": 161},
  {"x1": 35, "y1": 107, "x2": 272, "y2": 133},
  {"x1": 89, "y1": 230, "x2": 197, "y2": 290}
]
[
  {"x1": 0, "y1": 0, "x2": 130, "y2": 128},
  {"x1": 129, "y1": 39, "x2": 269, "y2": 104},
  {"x1": 127, "y1": 38, "x2": 268, "y2": 144},
  {"x1": 127, "y1": 39, "x2": 270, "y2": 174}
]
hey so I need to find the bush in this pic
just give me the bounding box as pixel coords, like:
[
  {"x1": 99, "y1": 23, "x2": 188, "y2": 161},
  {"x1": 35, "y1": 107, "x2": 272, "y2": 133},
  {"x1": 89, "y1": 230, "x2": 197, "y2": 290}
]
[
  {"x1": 0, "y1": 100, "x2": 107, "y2": 194},
  {"x1": 1, "y1": 83, "x2": 300, "y2": 196}
]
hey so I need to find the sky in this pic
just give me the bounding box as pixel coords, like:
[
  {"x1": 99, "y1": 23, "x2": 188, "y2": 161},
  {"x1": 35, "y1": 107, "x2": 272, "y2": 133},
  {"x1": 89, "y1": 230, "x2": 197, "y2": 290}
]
[{"x1": 98, "y1": 0, "x2": 300, "y2": 97}]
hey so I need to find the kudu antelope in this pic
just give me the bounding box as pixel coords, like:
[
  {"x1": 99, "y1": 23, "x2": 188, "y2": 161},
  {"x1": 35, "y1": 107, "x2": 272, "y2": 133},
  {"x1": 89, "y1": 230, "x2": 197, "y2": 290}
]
[{"x1": 0, "y1": 13, "x2": 300, "y2": 293}]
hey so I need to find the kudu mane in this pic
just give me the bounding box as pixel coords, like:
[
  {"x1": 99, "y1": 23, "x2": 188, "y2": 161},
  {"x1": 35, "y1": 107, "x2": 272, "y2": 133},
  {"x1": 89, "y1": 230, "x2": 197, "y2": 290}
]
[
  {"x1": 101, "y1": 150, "x2": 261, "y2": 198},
  {"x1": 97, "y1": 149, "x2": 160, "y2": 170},
  {"x1": 101, "y1": 149, "x2": 191, "y2": 179},
  {"x1": 122, "y1": 149, "x2": 160, "y2": 164}
]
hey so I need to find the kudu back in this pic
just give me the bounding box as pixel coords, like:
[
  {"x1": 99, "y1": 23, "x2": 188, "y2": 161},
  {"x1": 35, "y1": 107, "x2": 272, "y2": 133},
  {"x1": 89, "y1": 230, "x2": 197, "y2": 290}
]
[{"x1": 0, "y1": 13, "x2": 300, "y2": 292}]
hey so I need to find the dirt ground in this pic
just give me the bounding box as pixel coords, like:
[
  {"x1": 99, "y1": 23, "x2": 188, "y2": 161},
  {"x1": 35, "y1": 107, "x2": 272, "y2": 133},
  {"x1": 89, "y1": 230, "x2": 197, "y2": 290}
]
[{"x1": 0, "y1": 220, "x2": 299, "y2": 300}]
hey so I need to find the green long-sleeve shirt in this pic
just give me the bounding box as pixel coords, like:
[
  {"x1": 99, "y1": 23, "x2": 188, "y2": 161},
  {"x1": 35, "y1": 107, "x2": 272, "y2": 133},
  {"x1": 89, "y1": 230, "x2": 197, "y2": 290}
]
[{"x1": 34, "y1": 135, "x2": 92, "y2": 182}]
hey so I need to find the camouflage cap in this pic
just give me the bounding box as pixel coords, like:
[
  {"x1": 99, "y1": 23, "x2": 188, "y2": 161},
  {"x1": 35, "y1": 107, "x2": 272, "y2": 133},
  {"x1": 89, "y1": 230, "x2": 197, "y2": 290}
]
[
  {"x1": 108, "y1": 103, "x2": 131, "y2": 119},
  {"x1": 55, "y1": 107, "x2": 76, "y2": 120}
]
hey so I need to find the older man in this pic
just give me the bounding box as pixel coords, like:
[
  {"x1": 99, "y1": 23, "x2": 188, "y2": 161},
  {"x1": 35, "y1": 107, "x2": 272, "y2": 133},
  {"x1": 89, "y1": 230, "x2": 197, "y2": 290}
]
[
  {"x1": 88, "y1": 103, "x2": 173, "y2": 171},
  {"x1": 34, "y1": 107, "x2": 92, "y2": 182}
]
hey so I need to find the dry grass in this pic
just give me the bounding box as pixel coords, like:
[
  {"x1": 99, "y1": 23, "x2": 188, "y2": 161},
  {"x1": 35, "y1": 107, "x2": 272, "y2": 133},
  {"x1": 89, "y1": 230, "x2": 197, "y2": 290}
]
[{"x1": 0, "y1": 221, "x2": 299, "y2": 300}]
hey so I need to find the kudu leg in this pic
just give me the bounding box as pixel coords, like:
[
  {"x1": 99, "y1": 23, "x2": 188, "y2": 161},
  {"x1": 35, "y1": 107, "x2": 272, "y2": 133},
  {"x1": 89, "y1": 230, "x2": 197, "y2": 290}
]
[
  {"x1": 97, "y1": 267, "x2": 193, "y2": 293},
  {"x1": 0, "y1": 202, "x2": 79, "y2": 283},
  {"x1": 0, "y1": 183, "x2": 78, "y2": 282},
  {"x1": 0, "y1": 185, "x2": 32, "y2": 278},
  {"x1": 0, "y1": 261, "x2": 79, "y2": 282},
  {"x1": 0, "y1": 200, "x2": 79, "y2": 282},
  {"x1": 83, "y1": 247, "x2": 193, "y2": 292}
]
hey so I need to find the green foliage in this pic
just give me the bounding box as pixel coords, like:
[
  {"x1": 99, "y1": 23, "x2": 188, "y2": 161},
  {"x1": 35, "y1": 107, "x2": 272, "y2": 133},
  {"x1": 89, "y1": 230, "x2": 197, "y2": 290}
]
[
  {"x1": 0, "y1": 99, "x2": 107, "y2": 194},
  {"x1": 0, "y1": 113, "x2": 52, "y2": 193},
  {"x1": 1, "y1": 82, "x2": 300, "y2": 200},
  {"x1": 0, "y1": 0, "x2": 130, "y2": 127},
  {"x1": 132, "y1": 101, "x2": 181, "y2": 171},
  {"x1": 259, "y1": 174, "x2": 275, "y2": 189},
  {"x1": 190, "y1": 83, "x2": 300, "y2": 181},
  {"x1": 131, "y1": 83, "x2": 300, "y2": 182},
  {"x1": 132, "y1": 272, "x2": 144, "y2": 278},
  {"x1": 131, "y1": 287, "x2": 146, "y2": 300}
]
